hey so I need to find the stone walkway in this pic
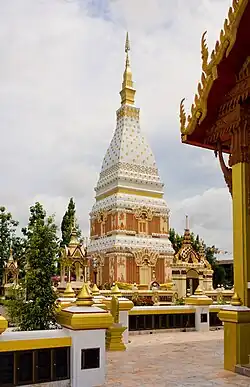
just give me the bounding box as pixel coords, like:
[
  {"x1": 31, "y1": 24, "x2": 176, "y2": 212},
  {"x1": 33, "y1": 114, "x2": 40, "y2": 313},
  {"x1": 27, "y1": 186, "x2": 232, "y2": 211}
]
[{"x1": 105, "y1": 330, "x2": 250, "y2": 386}]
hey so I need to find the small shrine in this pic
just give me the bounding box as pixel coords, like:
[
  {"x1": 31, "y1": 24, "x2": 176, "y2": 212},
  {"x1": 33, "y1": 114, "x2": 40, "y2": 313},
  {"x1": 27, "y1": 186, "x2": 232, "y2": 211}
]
[
  {"x1": 59, "y1": 221, "x2": 88, "y2": 290},
  {"x1": 3, "y1": 247, "x2": 19, "y2": 295},
  {"x1": 171, "y1": 217, "x2": 213, "y2": 298}
]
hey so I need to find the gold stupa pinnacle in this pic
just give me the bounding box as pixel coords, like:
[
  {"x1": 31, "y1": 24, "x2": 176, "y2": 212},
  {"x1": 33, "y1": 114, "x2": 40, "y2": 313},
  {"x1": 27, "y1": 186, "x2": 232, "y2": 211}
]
[
  {"x1": 231, "y1": 291, "x2": 242, "y2": 306},
  {"x1": 69, "y1": 215, "x2": 79, "y2": 246},
  {"x1": 183, "y1": 215, "x2": 191, "y2": 245},
  {"x1": 92, "y1": 283, "x2": 100, "y2": 296},
  {"x1": 76, "y1": 284, "x2": 93, "y2": 307},
  {"x1": 111, "y1": 283, "x2": 122, "y2": 297},
  {"x1": 120, "y1": 32, "x2": 135, "y2": 106},
  {"x1": 194, "y1": 285, "x2": 204, "y2": 296},
  {"x1": 63, "y1": 282, "x2": 75, "y2": 298}
]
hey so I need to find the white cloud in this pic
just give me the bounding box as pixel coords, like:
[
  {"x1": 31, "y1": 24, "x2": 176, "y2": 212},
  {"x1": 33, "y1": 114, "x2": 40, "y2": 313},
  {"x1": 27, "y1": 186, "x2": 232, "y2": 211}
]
[{"x1": 0, "y1": 0, "x2": 233, "y2": 249}]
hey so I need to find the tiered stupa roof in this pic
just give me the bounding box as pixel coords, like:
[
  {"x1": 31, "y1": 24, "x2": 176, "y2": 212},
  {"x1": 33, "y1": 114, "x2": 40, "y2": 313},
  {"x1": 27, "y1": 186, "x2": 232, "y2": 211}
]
[{"x1": 89, "y1": 33, "x2": 173, "y2": 256}]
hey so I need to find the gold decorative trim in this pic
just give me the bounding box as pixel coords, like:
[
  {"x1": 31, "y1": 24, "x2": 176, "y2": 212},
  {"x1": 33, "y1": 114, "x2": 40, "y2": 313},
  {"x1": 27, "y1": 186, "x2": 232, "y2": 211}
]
[
  {"x1": 180, "y1": 0, "x2": 248, "y2": 136},
  {"x1": 57, "y1": 310, "x2": 113, "y2": 330},
  {"x1": 96, "y1": 187, "x2": 163, "y2": 201},
  {"x1": 129, "y1": 308, "x2": 195, "y2": 315},
  {"x1": 0, "y1": 337, "x2": 71, "y2": 352},
  {"x1": 219, "y1": 308, "x2": 250, "y2": 323}
]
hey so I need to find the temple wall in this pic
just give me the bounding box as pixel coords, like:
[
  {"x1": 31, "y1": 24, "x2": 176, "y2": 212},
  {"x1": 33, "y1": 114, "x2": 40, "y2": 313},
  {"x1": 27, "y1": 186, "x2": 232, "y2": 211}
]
[
  {"x1": 155, "y1": 258, "x2": 165, "y2": 283},
  {"x1": 102, "y1": 256, "x2": 109, "y2": 284},
  {"x1": 126, "y1": 256, "x2": 139, "y2": 283},
  {"x1": 116, "y1": 255, "x2": 126, "y2": 282}
]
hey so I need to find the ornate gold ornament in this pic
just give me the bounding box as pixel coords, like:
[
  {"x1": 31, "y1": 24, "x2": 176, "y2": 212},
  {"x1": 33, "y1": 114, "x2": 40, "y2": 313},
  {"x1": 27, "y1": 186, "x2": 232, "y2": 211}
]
[
  {"x1": 91, "y1": 253, "x2": 105, "y2": 267},
  {"x1": 134, "y1": 248, "x2": 159, "y2": 267},
  {"x1": 134, "y1": 206, "x2": 154, "y2": 221},
  {"x1": 96, "y1": 210, "x2": 108, "y2": 223},
  {"x1": 180, "y1": 0, "x2": 248, "y2": 136}
]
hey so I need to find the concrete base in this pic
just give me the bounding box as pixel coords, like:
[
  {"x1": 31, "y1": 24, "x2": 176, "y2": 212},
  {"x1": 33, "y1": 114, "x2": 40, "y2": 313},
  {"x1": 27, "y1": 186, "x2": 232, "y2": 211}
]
[
  {"x1": 219, "y1": 306, "x2": 250, "y2": 372},
  {"x1": 235, "y1": 364, "x2": 250, "y2": 377},
  {"x1": 106, "y1": 324, "x2": 126, "y2": 351}
]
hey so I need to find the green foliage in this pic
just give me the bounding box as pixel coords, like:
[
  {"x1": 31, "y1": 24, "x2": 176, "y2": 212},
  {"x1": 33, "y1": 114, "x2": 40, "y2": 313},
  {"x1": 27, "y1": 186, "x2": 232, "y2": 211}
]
[
  {"x1": 60, "y1": 198, "x2": 81, "y2": 247},
  {"x1": 174, "y1": 297, "x2": 185, "y2": 305},
  {"x1": 0, "y1": 207, "x2": 19, "y2": 285},
  {"x1": 7, "y1": 202, "x2": 59, "y2": 331},
  {"x1": 12, "y1": 236, "x2": 27, "y2": 279}
]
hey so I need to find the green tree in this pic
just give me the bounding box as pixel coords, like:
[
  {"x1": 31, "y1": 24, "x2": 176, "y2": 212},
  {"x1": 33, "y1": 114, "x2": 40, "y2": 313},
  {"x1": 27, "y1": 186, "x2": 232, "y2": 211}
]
[
  {"x1": 60, "y1": 198, "x2": 81, "y2": 247},
  {"x1": 169, "y1": 228, "x2": 183, "y2": 253},
  {"x1": 204, "y1": 245, "x2": 226, "y2": 288},
  {"x1": 0, "y1": 207, "x2": 18, "y2": 285},
  {"x1": 12, "y1": 236, "x2": 27, "y2": 279},
  {"x1": 7, "y1": 202, "x2": 59, "y2": 330}
]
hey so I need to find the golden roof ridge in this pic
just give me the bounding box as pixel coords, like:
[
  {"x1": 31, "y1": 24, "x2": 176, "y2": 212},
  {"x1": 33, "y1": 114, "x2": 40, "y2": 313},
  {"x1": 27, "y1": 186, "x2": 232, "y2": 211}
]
[{"x1": 180, "y1": 0, "x2": 248, "y2": 137}]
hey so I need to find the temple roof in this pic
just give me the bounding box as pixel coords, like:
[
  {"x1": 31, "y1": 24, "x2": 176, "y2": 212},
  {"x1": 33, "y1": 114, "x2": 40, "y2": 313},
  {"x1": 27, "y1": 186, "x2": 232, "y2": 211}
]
[
  {"x1": 180, "y1": 0, "x2": 250, "y2": 152},
  {"x1": 61, "y1": 221, "x2": 86, "y2": 260},
  {"x1": 173, "y1": 217, "x2": 211, "y2": 269}
]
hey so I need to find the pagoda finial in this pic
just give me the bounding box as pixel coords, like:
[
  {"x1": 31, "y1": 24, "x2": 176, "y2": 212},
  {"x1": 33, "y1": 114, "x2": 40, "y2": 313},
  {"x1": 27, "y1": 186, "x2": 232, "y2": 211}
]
[
  {"x1": 183, "y1": 215, "x2": 191, "y2": 245},
  {"x1": 69, "y1": 215, "x2": 79, "y2": 245},
  {"x1": 120, "y1": 32, "x2": 136, "y2": 106}
]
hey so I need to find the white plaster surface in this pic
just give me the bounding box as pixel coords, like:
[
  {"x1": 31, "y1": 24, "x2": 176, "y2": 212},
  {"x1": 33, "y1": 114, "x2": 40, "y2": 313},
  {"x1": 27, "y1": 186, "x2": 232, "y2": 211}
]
[
  {"x1": 88, "y1": 233, "x2": 174, "y2": 254},
  {"x1": 24, "y1": 380, "x2": 70, "y2": 387},
  {"x1": 119, "y1": 310, "x2": 129, "y2": 344},
  {"x1": 130, "y1": 305, "x2": 195, "y2": 312},
  {"x1": 195, "y1": 306, "x2": 210, "y2": 332},
  {"x1": 0, "y1": 329, "x2": 69, "y2": 341},
  {"x1": 65, "y1": 328, "x2": 106, "y2": 387}
]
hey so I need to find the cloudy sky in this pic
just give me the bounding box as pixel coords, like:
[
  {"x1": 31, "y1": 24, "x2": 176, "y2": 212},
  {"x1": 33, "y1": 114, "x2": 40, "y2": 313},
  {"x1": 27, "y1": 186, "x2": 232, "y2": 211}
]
[{"x1": 0, "y1": 0, "x2": 233, "y2": 252}]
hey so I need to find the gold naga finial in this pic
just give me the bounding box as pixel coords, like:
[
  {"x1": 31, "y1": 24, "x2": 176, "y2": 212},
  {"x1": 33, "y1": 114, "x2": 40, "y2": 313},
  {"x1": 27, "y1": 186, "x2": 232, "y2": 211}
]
[
  {"x1": 201, "y1": 31, "x2": 209, "y2": 74},
  {"x1": 120, "y1": 32, "x2": 135, "y2": 106},
  {"x1": 180, "y1": 98, "x2": 186, "y2": 131}
]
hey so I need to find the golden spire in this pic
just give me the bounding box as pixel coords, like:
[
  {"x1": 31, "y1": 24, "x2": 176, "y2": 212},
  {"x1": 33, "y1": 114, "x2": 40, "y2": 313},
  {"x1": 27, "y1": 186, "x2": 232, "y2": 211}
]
[
  {"x1": 183, "y1": 215, "x2": 191, "y2": 245},
  {"x1": 76, "y1": 284, "x2": 93, "y2": 307},
  {"x1": 69, "y1": 216, "x2": 79, "y2": 246},
  {"x1": 63, "y1": 282, "x2": 75, "y2": 298},
  {"x1": 120, "y1": 32, "x2": 136, "y2": 106},
  {"x1": 92, "y1": 283, "x2": 100, "y2": 296},
  {"x1": 111, "y1": 283, "x2": 122, "y2": 297}
]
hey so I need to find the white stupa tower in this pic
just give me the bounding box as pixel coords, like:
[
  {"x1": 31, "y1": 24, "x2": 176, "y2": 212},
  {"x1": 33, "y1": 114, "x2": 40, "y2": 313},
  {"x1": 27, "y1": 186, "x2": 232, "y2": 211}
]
[{"x1": 88, "y1": 33, "x2": 174, "y2": 286}]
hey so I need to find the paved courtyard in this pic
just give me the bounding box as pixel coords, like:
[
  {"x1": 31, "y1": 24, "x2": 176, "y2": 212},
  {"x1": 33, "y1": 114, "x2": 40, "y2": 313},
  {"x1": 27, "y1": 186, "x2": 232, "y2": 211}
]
[{"x1": 105, "y1": 330, "x2": 250, "y2": 386}]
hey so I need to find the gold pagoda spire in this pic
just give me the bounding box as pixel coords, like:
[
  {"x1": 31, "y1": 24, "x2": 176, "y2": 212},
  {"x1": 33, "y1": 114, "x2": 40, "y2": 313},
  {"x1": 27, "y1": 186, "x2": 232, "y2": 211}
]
[
  {"x1": 183, "y1": 215, "x2": 191, "y2": 245},
  {"x1": 69, "y1": 216, "x2": 79, "y2": 246},
  {"x1": 120, "y1": 32, "x2": 136, "y2": 106}
]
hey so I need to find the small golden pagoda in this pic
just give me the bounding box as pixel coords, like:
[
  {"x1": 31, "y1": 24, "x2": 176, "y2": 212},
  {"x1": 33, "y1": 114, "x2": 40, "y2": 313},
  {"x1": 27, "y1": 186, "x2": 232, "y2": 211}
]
[
  {"x1": 3, "y1": 247, "x2": 19, "y2": 294},
  {"x1": 59, "y1": 220, "x2": 88, "y2": 291},
  {"x1": 171, "y1": 216, "x2": 213, "y2": 298}
]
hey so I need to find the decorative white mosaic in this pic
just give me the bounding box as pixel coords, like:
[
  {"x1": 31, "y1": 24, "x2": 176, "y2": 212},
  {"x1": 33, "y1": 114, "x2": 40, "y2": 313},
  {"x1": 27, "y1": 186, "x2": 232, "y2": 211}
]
[
  {"x1": 88, "y1": 234, "x2": 174, "y2": 254},
  {"x1": 95, "y1": 105, "x2": 164, "y2": 197},
  {"x1": 90, "y1": 193, "x2": 169, "y2": 217}
]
